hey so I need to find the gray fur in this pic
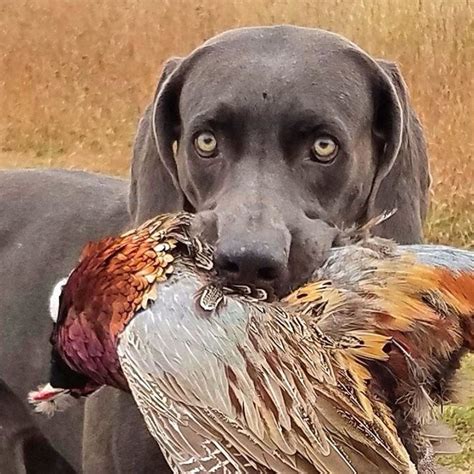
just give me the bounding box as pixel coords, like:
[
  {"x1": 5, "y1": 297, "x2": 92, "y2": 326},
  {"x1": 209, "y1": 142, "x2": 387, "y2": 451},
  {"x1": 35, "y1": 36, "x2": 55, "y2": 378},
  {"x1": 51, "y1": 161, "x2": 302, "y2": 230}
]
[{"x1": 0, "y1": 25, "x2": 430, "y2": 472}]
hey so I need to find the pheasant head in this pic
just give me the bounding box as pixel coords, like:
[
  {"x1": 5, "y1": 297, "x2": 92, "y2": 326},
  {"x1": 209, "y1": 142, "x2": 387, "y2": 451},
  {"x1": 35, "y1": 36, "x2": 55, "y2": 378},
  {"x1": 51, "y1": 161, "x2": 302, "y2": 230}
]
[{"x1": 29, "y1": 212, "x2": 214, "y2": 412}]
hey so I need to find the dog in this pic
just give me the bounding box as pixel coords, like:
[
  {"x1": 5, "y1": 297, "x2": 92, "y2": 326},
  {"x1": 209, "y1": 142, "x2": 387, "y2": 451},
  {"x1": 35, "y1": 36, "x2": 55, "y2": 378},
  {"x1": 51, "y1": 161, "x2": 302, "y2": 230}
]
[{"x1": 0, "y1": 26, "x2": 430, "y2": 471}]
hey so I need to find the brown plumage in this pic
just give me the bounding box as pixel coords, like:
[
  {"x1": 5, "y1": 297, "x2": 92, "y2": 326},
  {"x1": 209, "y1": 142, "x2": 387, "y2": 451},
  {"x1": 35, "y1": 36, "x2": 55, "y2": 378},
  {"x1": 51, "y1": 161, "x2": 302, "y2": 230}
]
[{"x1": 29, "y1": 212, "x2": 473, "y2": 473}]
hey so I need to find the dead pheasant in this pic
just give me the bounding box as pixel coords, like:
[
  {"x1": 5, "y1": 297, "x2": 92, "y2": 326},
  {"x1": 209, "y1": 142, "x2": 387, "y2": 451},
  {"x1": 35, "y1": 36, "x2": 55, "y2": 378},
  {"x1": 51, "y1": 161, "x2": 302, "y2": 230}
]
[{"x1": 28, "y1": 212, "x2": 473, "y2": 473}]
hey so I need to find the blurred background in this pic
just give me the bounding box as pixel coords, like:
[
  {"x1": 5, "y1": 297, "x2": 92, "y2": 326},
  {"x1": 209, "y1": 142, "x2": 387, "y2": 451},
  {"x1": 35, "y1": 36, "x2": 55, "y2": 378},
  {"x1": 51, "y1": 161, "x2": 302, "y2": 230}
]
[{"x1": 0, "y1": 0, "x2": 472, "y2": 469}]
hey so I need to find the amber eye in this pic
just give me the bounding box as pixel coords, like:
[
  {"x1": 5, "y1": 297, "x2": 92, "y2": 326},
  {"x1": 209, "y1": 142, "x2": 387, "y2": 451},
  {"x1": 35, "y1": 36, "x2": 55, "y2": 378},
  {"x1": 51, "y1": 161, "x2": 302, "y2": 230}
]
[
  {"x1": 311, "y1": 136, "x2": 338, "y2": 162},
  {"x1": 194, "y1": 131, "x2": 217, "y2": 157}
]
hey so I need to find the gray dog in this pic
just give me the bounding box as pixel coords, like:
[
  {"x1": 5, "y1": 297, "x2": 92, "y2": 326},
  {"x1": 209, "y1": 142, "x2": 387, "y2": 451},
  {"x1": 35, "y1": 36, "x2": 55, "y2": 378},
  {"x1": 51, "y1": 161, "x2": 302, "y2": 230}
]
[{"x1": 0, "y1": 25, "x2": 430, "y2": 472}]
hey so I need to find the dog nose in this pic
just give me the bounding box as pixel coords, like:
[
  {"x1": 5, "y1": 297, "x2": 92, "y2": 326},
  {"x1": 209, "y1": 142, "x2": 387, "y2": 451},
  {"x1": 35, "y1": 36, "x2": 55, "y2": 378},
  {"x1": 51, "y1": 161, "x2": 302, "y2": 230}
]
[{"x1": 214, "y1": 241, "x2": 287, "y2": 287}]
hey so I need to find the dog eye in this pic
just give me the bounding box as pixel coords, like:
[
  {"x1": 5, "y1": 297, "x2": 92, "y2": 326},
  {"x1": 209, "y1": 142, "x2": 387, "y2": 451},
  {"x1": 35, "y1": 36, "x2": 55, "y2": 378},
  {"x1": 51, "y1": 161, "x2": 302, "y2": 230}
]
[
  {"x1": 194, "y1": 132, "x2": 217, "y2": 157},
  {"x1": 311, "y1": 136, "x2": 338, "y2": 163}
]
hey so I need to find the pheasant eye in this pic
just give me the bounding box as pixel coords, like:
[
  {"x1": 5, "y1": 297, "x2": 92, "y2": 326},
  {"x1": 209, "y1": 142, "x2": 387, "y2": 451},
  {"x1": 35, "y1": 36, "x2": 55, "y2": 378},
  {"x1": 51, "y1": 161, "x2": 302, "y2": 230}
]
[
  {"x1": 194, "y1": 131, "x2": 218, "y2": 158},
  {"x1": 311, "y1": 136, "x2": 338, "y2": 163}
]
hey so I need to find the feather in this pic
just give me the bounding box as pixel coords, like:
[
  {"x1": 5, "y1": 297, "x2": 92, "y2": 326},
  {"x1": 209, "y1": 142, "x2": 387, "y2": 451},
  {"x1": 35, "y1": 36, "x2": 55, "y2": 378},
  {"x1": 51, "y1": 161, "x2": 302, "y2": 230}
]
[{"x1": 117, "y1": 264, "x2": 414, "y2": 473}]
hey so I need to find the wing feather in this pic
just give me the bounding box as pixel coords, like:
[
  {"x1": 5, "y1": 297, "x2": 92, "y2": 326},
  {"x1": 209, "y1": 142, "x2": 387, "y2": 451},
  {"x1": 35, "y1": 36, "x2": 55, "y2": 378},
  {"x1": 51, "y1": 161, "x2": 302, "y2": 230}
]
[{"x1": 118, "y1": 265, "x2": 414, "y2": 473}]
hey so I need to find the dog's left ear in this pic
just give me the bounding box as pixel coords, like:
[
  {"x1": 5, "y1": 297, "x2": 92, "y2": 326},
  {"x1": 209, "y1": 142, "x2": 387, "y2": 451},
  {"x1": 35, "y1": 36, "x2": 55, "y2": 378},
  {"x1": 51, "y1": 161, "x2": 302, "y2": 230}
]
[
  {"x1": 129, "y1": 57, "x2": 185, "y2": 225},
  {"x1": 364, "y1": 58, "x2": 431, "y2": 243}
]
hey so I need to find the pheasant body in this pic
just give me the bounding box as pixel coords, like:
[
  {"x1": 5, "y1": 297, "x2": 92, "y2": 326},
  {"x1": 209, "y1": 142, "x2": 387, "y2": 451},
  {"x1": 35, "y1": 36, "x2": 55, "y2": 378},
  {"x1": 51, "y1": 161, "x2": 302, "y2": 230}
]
[
  {"x1": 29, "y1": 213, "x2": 474, "y2": 473},
  {"x1": 118, "y1": 263, "x2": 413, "y2": 473}
]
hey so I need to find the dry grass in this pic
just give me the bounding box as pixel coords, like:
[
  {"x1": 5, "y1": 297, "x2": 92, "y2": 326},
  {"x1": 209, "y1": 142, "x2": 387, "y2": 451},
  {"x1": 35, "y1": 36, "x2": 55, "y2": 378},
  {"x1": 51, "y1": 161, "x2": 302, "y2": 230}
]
[
  {"x1": 0, "y1": 1, "x2": 473, "y2": 247},
  {"x1": 0, "y1": 0, "x2": 472, "y2": 470}
]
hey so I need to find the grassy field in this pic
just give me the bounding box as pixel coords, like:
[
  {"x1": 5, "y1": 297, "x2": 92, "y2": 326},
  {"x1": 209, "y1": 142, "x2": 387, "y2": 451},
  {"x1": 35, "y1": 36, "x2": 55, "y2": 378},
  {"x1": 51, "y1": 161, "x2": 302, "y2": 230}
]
[{"x1": 0, "y1": 0, "x2": 472, "y2": 470}]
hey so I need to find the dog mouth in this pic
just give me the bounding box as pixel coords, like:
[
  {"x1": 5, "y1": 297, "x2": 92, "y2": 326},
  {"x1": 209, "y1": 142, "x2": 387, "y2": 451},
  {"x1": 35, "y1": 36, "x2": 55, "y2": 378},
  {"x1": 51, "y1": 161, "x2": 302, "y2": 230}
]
[{"x1": 187, "y1": 209, "x2": 369, "y2": 300}]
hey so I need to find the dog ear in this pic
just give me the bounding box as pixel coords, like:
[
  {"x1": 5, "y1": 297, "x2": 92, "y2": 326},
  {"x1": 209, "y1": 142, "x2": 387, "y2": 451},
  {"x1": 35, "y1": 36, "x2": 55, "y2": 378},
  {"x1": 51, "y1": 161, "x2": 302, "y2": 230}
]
[
  {"x1": 366, "y1": 59, "x2": 431, "y2": 243},
  {"x1": 129, "y1": 57, "x2": 185, "y2": 224}
]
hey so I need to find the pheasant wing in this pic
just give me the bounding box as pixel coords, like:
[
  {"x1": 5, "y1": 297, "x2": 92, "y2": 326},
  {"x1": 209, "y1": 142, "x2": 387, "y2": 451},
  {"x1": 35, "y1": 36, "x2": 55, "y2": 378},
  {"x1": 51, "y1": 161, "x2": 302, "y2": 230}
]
[{"x1": 118, "y1": 266, "x2": 415, "y2": 473}]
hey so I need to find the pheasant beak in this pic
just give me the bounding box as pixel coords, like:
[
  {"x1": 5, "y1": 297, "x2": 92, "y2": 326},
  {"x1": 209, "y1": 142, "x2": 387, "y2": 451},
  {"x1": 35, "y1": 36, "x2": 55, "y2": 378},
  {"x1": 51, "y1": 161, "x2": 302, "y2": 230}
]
[
  {"x1": 28, "y1": 383, "x2": 75, "y2": 417},
  {"x1": 29, "y1": 384, "x2": 65, "y2": 401}
]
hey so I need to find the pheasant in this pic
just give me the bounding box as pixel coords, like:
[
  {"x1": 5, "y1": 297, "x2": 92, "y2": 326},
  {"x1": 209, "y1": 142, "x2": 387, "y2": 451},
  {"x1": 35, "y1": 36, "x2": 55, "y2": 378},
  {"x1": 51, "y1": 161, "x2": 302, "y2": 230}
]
[{"x1": 28, "y1": 212, "x2": 474, "y2": 473}]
